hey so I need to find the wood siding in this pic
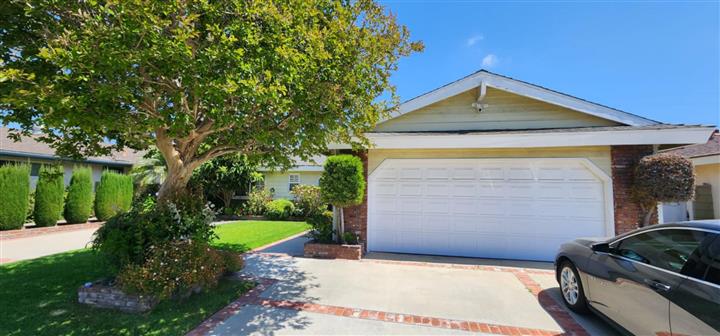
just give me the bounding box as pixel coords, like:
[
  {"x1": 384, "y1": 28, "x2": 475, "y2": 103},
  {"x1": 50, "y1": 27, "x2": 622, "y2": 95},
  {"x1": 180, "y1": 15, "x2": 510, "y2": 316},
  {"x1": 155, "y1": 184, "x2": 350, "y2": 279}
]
[
  {"x1": 375, "y1": 87, "x2": 621, "y2": 132},
  {"x1": 263, "y1": 171, "x2": 322, "y2": 199}
]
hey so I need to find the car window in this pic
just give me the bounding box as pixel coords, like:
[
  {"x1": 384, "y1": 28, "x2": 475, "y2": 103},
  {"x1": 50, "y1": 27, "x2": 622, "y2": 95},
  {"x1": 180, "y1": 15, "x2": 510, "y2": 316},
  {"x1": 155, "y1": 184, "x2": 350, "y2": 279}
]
[
  {"x1": 681, "y1": 234, "x2": 718, "y2": 280},
  {"x1": 704, "y1": 236, "x2": 720, "y2": 285},
  {"x1": 615, "y1": 229, "x2": 710, "y2": 273}
]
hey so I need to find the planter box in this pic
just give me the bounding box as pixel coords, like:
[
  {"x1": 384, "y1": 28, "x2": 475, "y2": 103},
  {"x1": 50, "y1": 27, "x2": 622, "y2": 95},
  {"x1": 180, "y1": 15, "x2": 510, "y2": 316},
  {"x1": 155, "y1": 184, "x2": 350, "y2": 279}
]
[
  {"x1": 78, "y1": 281, "x2": 158, "y2": 313},
  {"x1": 304, "y1": 242, "x2": 363, "y2": 260}
]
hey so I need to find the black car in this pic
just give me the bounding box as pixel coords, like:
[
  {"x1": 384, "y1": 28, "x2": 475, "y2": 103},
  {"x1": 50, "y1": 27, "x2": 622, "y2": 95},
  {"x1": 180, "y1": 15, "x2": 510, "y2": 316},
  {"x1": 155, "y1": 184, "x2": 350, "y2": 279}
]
[{"x1": 555, "y1": 220, "x2": 720, "y2": 336}]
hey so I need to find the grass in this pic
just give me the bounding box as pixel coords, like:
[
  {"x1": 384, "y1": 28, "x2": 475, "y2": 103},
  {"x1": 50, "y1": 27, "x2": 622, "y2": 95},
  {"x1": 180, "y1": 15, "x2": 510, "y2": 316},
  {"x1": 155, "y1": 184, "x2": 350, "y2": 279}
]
[
  {"x1": 211, "y1": 220, "x2": 311, "y2": 252},
  {"x1": 0, "y1": 220, "x2": 309, "y2": 336}
]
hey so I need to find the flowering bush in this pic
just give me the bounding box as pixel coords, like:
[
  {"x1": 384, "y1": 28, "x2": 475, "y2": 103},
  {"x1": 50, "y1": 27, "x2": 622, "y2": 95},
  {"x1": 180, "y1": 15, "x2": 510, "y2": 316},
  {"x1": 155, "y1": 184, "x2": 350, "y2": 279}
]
[
  {"x1": 93, "y1": 194, "x2": 217, "y2": 272},
  {"x1": 634, "y1": 154, "x2": 695, "y2": 226},
  {"x1": 246, "y1": 188, "x2": 271, "y2": 215},
  {"x1": 117, "y1": 240, "x2": 227, "y2": 300},
  {"x1": 290, "y1": 185, "x2": 325, "y2": 218}
]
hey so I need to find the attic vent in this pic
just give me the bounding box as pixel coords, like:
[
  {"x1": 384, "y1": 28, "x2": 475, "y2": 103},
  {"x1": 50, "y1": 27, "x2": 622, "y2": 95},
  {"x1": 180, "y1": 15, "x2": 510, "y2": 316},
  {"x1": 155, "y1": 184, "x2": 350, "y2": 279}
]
[{"x1": 471, "y1": 81, "x2": 488, "y2": 112}]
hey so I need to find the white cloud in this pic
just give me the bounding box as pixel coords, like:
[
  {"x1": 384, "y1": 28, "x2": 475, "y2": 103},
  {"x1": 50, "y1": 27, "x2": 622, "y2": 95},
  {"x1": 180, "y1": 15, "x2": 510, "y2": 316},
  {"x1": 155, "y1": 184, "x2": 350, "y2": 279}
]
[
  {"x1": 482, "y1": 54, "x2": 499, "y2": 67},
  {"x1": 466, "y1": 35, "x2": 484, "y2": 47}
]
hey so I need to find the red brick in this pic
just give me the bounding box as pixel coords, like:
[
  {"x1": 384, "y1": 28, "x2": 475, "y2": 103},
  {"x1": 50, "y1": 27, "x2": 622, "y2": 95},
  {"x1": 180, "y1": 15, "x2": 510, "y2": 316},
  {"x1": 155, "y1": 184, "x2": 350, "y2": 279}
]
[{"x1": 611, "y1": 145, "x2": 657, "y2": 234}]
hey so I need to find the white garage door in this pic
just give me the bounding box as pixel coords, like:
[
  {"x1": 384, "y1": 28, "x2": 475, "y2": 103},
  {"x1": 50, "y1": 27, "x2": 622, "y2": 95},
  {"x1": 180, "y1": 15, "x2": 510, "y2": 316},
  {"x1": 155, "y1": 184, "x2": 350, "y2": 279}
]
[{"x1": 367, "y1": 158, "x2": 612, "y2": 261}]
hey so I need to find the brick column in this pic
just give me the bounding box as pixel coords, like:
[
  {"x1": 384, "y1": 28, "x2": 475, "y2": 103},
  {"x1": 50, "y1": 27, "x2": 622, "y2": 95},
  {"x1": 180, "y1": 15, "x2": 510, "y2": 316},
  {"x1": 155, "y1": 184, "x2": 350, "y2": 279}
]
[
  {"x1": 611, "y1": 145, "x2": 655, "y2": 234},
  {"x1": 342, "y1": 150, "x2": 368, "y2": 245}
]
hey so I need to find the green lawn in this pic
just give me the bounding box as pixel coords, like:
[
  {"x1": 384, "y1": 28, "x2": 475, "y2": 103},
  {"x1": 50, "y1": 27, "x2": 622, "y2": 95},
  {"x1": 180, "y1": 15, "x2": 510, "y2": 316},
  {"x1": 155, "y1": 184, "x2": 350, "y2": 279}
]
[
  {"x1": 0, "y1": 220, "x2": 309, "y2": 336},
  {"x1": 211, "y1": 220, "x2": 311, "y2": 252}
]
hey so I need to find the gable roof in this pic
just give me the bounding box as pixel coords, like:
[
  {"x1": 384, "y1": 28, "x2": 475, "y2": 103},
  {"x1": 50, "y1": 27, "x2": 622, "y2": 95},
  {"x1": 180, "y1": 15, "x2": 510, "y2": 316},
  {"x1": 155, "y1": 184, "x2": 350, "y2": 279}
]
[
  {"x1": 659, "y1": 130, "x2": 720, "y2": 158},
  {"x1": 381, "y1": 70, "x2": 659, "y2": 127},
  {"x1": 0, "y1": 127, "x2": 143, "y2": 166}
]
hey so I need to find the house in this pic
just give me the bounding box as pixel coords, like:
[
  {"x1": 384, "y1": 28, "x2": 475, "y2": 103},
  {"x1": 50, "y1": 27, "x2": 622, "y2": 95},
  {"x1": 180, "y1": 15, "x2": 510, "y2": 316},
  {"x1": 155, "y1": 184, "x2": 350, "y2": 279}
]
[
  {"x1": 258, "y1": 156, "x2": 326, "y2": 199},
  {"x1": 331, "y1": 70, "x2": 715, "y2": 261},
  {"x1": 0, "y1": 127, "x2": 142, "y2": 189},
  {"x1": 660, "y1": 131, "x2": 720, "y2": 222}
]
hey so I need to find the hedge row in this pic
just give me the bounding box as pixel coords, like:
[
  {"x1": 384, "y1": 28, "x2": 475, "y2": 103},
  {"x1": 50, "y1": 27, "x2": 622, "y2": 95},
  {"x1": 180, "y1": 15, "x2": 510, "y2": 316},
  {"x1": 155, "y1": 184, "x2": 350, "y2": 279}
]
[
  {"x1": 94, "y1": 171, "x2": 133, "y2": 221},
  {"x1": 64, "y1": 167, "x2": 94, "y2": 224},
  {"x1": 0, "y1": 164, "x2": 31, "y2": 230},
  {"x1": 33, "y1": 165, "x2": 65, "y2": 227}
]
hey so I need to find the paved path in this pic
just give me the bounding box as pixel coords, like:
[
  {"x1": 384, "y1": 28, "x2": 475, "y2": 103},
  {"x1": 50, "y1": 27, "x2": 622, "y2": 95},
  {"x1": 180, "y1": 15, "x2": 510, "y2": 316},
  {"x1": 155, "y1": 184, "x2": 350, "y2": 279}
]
[
  {"x1": 191, "y1": 237, "x2": 617, "y2": 336},
  {"x1": 0, "y1": 228, "x2": 97, "y2": 264}
]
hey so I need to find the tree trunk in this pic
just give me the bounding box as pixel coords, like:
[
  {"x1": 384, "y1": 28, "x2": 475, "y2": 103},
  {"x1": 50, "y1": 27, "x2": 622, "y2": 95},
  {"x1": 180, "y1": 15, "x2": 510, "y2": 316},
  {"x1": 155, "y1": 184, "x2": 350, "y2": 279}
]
[
  {"x1": 640, "y1": 203, "x2": 657, "y2": 227},
  {"x1": 157, "y1": 167, "x2": 194, "y2": 203}
]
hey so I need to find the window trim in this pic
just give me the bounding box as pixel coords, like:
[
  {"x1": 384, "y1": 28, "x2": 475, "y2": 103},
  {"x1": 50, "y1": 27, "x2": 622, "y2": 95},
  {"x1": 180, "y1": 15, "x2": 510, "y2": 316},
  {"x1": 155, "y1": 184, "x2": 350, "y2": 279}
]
[{"x1": 288, "y1": 173, "x2": 300, "y2": 191}]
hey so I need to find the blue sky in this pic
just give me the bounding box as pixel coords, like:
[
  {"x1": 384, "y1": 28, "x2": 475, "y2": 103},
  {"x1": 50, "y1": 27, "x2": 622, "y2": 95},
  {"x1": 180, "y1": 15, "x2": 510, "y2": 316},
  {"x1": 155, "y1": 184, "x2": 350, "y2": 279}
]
[{"x1": 381, "y1": 1, "x2": 719, "y2": 126}]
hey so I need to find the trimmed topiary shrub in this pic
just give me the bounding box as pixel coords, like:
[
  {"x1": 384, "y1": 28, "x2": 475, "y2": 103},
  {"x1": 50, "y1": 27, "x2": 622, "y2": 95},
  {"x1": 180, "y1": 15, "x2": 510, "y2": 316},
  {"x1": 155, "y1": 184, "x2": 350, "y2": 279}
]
[
  {"x1": 95, "y1": 171, "x2": 134, "y2": 221},
  {"x1": 319, "y1": 154, "x2": 365, "y2": 242},
  {"x1": 33, "y1": 165, "x2": 65, "y2": 227},
  {"x1": 64, "y1": 167, "x2": 94, "y2": 224},
  {"x1": 634, "y1": 153, "x2": 695, "y2": 226},
  {"x1": 0, "y1": 164, "x2": 30, "y2": 230},
  {"x1": 265, "y1": 199, "x2": 295, "y2": 220}
]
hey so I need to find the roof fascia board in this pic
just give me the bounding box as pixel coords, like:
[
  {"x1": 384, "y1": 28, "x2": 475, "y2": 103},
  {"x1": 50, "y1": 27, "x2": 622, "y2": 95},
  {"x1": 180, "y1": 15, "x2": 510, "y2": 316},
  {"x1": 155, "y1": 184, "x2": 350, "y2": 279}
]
[
  {"x1": 382, "y1": 71, "x2": 657, "y2": 127},
  {"x1": 365, "y1": 127, "x2": 714, "y2": 149}
]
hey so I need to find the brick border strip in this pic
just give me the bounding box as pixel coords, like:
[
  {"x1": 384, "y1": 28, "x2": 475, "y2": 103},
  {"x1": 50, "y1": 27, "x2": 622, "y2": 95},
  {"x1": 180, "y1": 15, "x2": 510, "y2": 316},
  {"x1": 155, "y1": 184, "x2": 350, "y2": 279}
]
[
  {"x1": 248, "y1": 230, "x2": 310, "y2": 253},
  {"x1": 0, "y1": 222, "x2": 103, "y2": 241}
]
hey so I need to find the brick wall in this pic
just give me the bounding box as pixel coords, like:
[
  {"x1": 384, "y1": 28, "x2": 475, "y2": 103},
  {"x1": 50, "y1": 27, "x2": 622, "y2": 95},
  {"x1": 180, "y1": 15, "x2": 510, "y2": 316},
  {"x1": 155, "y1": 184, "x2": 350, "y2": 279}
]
[
  {"x1": 611, "y1": 145, "x2": 656, "y2": 234},
  {"x1": 303, "y1": 242, "x2": 363, "y2": 260},
  {"x1": 341, "y1": 150, "x2": 368, "y2": 245}
]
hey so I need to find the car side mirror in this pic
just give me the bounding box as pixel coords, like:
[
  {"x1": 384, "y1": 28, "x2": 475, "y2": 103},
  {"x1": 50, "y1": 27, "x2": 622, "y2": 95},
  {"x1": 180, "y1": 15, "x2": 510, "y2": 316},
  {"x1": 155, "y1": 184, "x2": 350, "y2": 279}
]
[{"x1": 591, "y1": 242, "x2": 610, "y2": 253}]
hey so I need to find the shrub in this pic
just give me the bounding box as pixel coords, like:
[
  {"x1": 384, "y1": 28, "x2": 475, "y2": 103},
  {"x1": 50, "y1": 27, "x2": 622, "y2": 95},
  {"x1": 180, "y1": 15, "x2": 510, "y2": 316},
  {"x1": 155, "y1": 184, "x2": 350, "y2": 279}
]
[
  {"x1": 634, "y1": 154, "x2": 695, "y2": 226},
  {"x1": 342, "y1": 232, "x2": 358, "y2": 245},
  {"x1": 117, "y1": 240, "x2": 226, "y2": 300},
  {"x1": 265, "y1": 199, "x2": 295, "y2": 220},
  {"x1": 246, "y1": 187, "x2": 271, "y2": 215},
  {"x1": 64, "y1": 167, "x2": 93, "y2": 224},
  {"x1": 290, "y1": 185, "x2": 325, "y2": 218},
  {"x1": 0, "y1": 164, "x2": 30, "y2": 230},
  {"x1": 218, "y1": 250, "x2": 244, "y2": 273},
  {"x1": 33, "y1": 165, "x2": 65, "y2": 227},
  {"x1": 26, "y1": 192, "x2": 35, "y2": 223},
  {"x1": 93, "y1": 194, "x2": 216, "y2": 272},
  {"x1": 307, "y1": 210, "x2": 334, "y2": 243},
  {"x1": 94, "y1": 171, "x2": 134, "y2": 221},
  {"x1": 319, "y1": 155, "x2": 365, "y2": 242}
]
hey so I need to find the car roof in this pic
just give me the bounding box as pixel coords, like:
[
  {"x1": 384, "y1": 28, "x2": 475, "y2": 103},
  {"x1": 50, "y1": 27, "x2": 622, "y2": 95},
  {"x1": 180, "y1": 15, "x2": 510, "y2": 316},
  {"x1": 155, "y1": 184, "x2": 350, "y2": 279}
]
[{"x1": 611, "y1": 220, "x2": 720, "y2": 241}]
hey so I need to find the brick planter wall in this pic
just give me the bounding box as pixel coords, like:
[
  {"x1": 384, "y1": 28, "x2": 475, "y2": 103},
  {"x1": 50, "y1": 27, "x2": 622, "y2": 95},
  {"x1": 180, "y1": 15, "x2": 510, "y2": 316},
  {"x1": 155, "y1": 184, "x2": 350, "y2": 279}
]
[
  {"x1": 342, "y1": 150, "x2": 368, "y2": 246},
  {"x1": 78, "y1": 282, "x2": 158, "y2": 313},
  {"x1": 611, "y1": 145, "x2": 656, "y2": 234},
  {"x1": 304, "y1": 242, "x2": 363, "y2": 260}
]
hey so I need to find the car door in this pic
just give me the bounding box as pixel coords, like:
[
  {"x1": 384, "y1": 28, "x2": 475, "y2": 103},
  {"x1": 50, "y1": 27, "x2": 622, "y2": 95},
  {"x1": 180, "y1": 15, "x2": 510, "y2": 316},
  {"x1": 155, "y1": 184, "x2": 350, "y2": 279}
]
[
  {"x1": 584, "y1": 228, "x2": 710, "y2": 336},
  {"x1": 670, "y1": 234, "x2": 720, "y2": 336}
]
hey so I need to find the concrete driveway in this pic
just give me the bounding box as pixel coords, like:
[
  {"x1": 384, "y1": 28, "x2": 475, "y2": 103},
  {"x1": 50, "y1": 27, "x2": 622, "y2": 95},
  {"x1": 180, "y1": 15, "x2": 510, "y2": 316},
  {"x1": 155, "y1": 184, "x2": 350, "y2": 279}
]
[{"x1": 192, "y1": 237, "x2": 617, "y2": 336}]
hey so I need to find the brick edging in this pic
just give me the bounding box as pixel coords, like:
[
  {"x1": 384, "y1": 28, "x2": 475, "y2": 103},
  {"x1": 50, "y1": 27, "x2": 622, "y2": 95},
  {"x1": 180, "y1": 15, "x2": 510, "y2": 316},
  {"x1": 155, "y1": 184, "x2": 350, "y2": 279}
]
[{"x1": 0, "y1": 222, "x2": 103, "y2": 241}]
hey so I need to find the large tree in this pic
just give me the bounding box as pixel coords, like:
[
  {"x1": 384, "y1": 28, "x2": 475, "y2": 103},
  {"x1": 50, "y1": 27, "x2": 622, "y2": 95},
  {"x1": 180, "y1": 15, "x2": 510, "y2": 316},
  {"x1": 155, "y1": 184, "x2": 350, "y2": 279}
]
[{"x1": 1, "y1": 0, "x2": 421, "y2": 202}]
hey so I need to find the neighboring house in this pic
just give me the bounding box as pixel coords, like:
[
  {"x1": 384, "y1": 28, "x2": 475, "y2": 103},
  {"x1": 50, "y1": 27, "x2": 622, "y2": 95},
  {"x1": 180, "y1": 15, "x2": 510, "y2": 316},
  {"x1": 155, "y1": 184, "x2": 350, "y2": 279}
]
[
  {"x1": 330, "y1": 70, "x2": 714, "y2": 261},
  {"x1": 0, "y1": 127, "x2": 142, "y2": 189},
  {"x1": 258, "y1": 156, "x2": 326, "y2": 199},
  {"x1": 660, "y1": 131, "x2": 720, "y2": 222}
]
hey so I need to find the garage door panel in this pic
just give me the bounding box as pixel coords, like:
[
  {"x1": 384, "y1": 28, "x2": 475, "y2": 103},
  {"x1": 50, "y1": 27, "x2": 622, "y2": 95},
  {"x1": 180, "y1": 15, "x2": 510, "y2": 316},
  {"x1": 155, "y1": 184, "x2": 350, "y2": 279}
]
[
  {"x1": 426, "y1": 184, "x2": 450, "y2": 196},
  {"x1": 451, "y1": 200, "x2": 477, "y2": 215},
  {"x1": 422, "y1": 199, "x2": 450, "y2": 214},
  {"x1": 369, "y1": 158, "x2": 609, "y2": 261},
  {"x1": 422, "y1": 215, "x2": 450, "y2": 232},
  {"x1": 399, "y1": 183, "x2": 422, "y2": 196}
]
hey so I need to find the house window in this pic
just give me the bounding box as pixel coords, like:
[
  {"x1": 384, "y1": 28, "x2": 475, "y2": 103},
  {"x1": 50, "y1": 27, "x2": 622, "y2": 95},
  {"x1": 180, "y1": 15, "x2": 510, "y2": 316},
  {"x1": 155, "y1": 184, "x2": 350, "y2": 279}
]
[
  {"x1": 288, "y1": 174, "x2": 300, "y2": 191},
  {"x1": 30, "y1": 163, "x2": 40, "y2": 177}
]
